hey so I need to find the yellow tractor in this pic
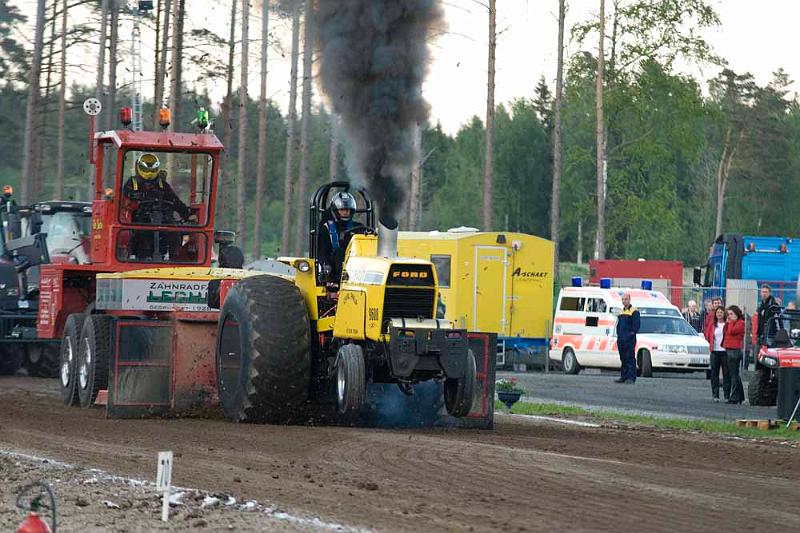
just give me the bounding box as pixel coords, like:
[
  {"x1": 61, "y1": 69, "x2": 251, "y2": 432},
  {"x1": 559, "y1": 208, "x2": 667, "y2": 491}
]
[{"x1": 213, "y1": 182, "x2": 477, "y2": 421}]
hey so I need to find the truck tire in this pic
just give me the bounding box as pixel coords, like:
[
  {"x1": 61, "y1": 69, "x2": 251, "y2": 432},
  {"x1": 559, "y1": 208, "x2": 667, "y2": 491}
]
[
  {"x1": 562, "y1": 348, "x2": 581, "y2": 375},
  {"x1": 638, "y1": 350, "x2": 653, "y2": 378},
  {"x1": 26, "y1": 345, "x2": 60, "y2": 378},
  {"x1": 0, "y1": 345, "x2": 24, "y2": 376},
  {"x1": 60, "y1": 314, "x2": 86, "y2": 405},
  {"x1": 747, "y1": 367, "x2": 778, "y2": 406},
  {"x1": 77, "y1": 315, "x2": 112, "y2": 408},
  {"x1": 216, "y1": 275, "x2": 311, "y2": 423},
  {"x1": 336, "y1": 344, "x2": 366, "y2": 415},
  {"x1": 444, "y1": 348, "x2": 477, "y2": 418}
]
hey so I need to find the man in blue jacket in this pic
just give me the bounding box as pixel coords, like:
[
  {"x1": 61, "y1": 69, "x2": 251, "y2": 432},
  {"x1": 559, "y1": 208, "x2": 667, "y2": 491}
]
[{"x1": 615, "y1": 293, "x2": 641, "y2": 384}]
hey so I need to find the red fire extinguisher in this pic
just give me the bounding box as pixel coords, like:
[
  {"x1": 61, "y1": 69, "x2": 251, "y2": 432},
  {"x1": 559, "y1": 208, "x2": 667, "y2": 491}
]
[
  {"x1": 17, "y1": 511, "x2": 51, "y2": 533},
  {"x1": 16, "y1": 483, "x2": 56, "y2": 533}
]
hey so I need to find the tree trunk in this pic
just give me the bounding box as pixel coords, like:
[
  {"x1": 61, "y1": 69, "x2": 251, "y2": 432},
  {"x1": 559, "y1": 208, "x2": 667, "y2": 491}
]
[
  {"x1": 551, "y1": 0, "x2": 566, "y2": 276},
  {"x1": 96, "y1": 0, "x2": 108, "y2": 101},
  {"x1": 594, "y1": 0, "x2": 606, "y2": 260},
  {"x1": 169, "y1": 0, "x2": 185, "y2": 129},
  {"x1": 34, "y1": 0, "x2": 59, "y2": 199},
  {"x1": 105, "y1": 0, "x2": 119, "y2": 130},
  {"x1": 56, "y1": 0, "x2": 68, "y2": 198},
  {"x1": 220, "y1": 0, "x2": 237, "y2": 230},
  {"x1": 408, "y1": 125, "x2": 422, "y2": 231},
  {"x1": 293, "y1": 0, "x2": 315, "y2": 256},
  {"x1": 236, "y1": 0, "x2": 250, "y2": 251},
  {"x1": 153, "y1": 0, "x2": 172, "y2": 127},
  {"x1": 714, "y1": 127, "x2": 744, "y2": 238},
  {"x1": 280, "y1": 8, "x2": 301, "y2": 255},
  {"x1": 252, "y1": 0, "x2": 270, "y2": 259},
  {"x1": 482, "y1": 0, "x2": 496, "y2": 231},
  {"x1": 21, "y1": 0, "x2": 47, "y2": 204}
]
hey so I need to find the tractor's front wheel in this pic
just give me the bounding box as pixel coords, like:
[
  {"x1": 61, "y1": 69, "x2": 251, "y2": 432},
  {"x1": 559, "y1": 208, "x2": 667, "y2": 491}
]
[
  {"x1": 60, "y1": 314, "x2": 86, "y2": 405},
  {"x1": 444, "y1": 348, "x2": 477, "y2": 418},
  {"x1": 77, "y1": 315, "x2": 112, "y2": 408},
  {"x1": 748, "y1": 366, "x2": 778, "y2": 406},
  {"x1": 336, "y1": 344, "x2": 366, "y2": 415},
  {"x1": 216, "y1": 275, "x2": 311, "y2": 423}
]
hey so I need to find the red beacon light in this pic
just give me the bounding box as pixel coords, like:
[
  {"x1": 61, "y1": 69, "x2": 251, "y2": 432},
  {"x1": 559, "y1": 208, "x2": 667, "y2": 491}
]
[{"x1": 119, "y1": 107, "x2": 132, "y2": 127}]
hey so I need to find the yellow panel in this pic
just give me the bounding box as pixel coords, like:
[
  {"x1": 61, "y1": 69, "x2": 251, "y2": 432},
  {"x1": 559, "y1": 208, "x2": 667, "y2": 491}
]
[{"x1": 332, "y1": 288, "x2": 367, "y2": 340}]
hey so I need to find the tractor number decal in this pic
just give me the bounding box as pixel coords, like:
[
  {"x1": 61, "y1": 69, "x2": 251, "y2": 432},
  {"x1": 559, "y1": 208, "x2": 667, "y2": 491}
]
[
  {"x1": 368, "y1": 307, "x2": 379, "y2": 321},
  {"x1": 92, "y1": 218, "x2": 103, "y2": 231}
]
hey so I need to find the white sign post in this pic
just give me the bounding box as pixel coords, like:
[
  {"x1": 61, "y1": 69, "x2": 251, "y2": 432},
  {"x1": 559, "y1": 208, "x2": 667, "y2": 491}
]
[{"x1": 156, "y1": 451, "x2": 173, "y2": 522}]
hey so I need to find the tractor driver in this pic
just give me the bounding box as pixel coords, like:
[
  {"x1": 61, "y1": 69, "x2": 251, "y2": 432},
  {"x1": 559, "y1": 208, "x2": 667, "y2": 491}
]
[
  {"x1": 122, "y1": 153, "x2": 196, "y2": 260},
  {"x1": 317, "y1": 192, "x2": 364, "y2": 287},
  {"x1": 122, "y1": 153, "x2": 195, "y2": 225}
]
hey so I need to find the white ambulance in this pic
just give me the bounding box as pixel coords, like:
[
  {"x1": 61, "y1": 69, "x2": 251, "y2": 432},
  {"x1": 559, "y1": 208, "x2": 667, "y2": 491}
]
[{"x1": 549, "y1": 280, "x2": 710, "y2": 377}]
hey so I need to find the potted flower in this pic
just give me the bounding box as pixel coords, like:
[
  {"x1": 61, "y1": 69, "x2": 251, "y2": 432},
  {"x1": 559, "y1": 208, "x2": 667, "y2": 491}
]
[{"x1": 496, "y1": 378, "x2": 523, "y2": 410}]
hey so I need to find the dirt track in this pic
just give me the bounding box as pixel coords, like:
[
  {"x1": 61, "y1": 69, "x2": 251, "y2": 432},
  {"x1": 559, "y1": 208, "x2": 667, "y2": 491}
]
[{"x1": 1, "y1": 377, "x2": 799, "y2": 532}]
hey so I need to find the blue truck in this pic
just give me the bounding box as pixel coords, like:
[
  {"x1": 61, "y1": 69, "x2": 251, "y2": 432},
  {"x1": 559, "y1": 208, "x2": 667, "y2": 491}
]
[{"x1": 695, "y1": 234, "x2": 799, "y2": 306}]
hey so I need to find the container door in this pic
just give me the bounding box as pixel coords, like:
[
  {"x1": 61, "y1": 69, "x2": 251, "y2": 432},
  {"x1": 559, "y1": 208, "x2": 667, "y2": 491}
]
[{"x1": 473, "y1": 246, "x2": 508, "y2": 334}]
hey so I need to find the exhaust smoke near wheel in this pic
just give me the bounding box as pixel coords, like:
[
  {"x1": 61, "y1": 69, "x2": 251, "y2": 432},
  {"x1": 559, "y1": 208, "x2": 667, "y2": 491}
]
[{"x1": 315, "y1": 0, "x2": 444, "y2": 222}]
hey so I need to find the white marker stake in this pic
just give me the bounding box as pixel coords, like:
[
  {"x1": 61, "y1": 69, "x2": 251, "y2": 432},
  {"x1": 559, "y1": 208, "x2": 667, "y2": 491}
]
[{"x1": 156, "y1": 451, "x2": 173, "y2": 522}]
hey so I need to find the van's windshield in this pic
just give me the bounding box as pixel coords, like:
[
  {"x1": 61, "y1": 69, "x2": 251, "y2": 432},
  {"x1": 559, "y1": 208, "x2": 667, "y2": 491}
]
[{"x1": 639, "y1": 316, "x2": 698, "y2": 336}]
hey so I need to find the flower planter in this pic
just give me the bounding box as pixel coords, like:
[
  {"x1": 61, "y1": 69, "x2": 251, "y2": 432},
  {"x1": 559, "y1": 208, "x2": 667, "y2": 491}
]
[{"x1": 497, "y1": 390, "x2": 522, "y2": 410}]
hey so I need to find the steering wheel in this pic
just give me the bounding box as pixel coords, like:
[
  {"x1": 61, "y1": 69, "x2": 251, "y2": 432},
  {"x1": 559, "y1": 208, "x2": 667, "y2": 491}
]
[
  {"x1": 134, "y1": 199, "x2": 176, "y2": 224},
  {"x1": 341, "y1": 226, "x2": 376, "y2": 241}
]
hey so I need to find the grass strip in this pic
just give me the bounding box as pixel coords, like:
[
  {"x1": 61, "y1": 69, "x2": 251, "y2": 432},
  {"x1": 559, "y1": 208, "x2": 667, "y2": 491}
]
[{"x1": 495, "y1": 400, "x2": 800, "y2": 441}]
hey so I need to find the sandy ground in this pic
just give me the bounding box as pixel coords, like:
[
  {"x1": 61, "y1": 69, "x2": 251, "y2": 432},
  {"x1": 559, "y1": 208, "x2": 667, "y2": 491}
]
[{"x1": 1, "y1": 376, "x2": 799, "y2": 532}]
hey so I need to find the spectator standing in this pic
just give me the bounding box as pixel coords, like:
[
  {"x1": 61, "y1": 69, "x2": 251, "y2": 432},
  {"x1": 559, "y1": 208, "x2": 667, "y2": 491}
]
[
  {"x1": 704, "y1": 296, "x2": 724, "y2": 333},
  {"x1": 704, "y1": 306, "x2": 730, "y2": 402},
  {"x1": 614, "y1": 293, "x2": 640, "y2": 384},
  {"x1": 722, "y1": 305, "x2": 746, "y2": 404},
  {"x1": 756, "y1": 284, "x2": 778, "y2": 344},
  {"x1": 684, "y1": 300, "x2": 702, "y2": 333}
]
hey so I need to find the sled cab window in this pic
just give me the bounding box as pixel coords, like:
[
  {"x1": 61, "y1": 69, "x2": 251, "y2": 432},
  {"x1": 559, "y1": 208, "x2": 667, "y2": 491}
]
[
  {"x1": 119, "y1": 150, "x2": 214, "y2": 228},
  {"x1": 430, "y1": 255, "x2": 451, "y2": 288}
]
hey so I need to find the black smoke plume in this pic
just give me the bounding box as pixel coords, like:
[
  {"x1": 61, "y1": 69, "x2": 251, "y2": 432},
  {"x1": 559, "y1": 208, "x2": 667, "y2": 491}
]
[{"x1": 316, "y1": 0, "x2": 444, "y2": 221}]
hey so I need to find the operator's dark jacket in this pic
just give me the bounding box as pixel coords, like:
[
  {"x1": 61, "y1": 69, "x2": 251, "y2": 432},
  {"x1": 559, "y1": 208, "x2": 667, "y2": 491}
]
[
  {"x1": 317, "y1": 218, "x2": 364, "y2": 283},
  {"x1": 757, "y1": 294, "x2": 778, "y2": 341},
  {"x1": 616, "y1": 305, "x2": 641, "y2": 346},
  {"x1": 123, "y1": 174, "x2": 190, "y2": 224}
]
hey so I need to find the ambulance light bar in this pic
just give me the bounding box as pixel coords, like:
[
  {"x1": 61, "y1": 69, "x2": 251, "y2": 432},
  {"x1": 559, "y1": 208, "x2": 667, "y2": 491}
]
[
  {"x1": 600, "y1": 278, "x2": 612, "y2": 289},
  {"x1": 641, "y1": 280, "x2": 653, "y2": 290},
  {"x1": 571, "y1": 277, "x2": 582, "y2": 287}
]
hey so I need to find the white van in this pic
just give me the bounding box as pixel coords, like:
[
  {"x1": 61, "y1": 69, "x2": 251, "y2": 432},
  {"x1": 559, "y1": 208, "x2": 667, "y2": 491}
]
[{"x1": 549, "y1": 285, "x2": 710, "y2": 376}]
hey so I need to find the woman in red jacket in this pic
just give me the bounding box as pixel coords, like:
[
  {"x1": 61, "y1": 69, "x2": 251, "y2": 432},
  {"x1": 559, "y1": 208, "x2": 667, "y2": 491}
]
[
  {"x1": 705, "y1": 306, "x2": 730, "y2": 402},
  {"x1": 722, "y1": 305, "x2": 745, "y2": 404}
]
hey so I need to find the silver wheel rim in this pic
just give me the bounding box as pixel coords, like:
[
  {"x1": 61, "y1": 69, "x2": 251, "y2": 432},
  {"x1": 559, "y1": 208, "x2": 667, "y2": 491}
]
[
  {"x1": 61, "y1": 337, "x2": 73, "y2": 387},
  {"x1": 337, "y1": 358, "x2": 346, "y2": 408},
  {"x1": 565, "y1": 351, "x2": 574, "y2": 372},
  {"x1": 79, "y1": 337, "x2": 92, "y2": 390}
]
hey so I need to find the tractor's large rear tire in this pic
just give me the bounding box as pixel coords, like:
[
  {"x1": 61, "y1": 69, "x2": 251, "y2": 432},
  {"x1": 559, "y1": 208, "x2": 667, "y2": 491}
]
[
  {"x1": 60, "y1": 314, "x2": 86, "y2": 405},
  {"x1": 26, "y1": 345, "x2": 60, "y2": 378},
  {"x1": 77, "y1": 315, "x2": 112, "y2": 408},
  {"x1": 748, "y1": 367, "x2": 778, "y2": 406},
  {"x1": 0, "y1": 345, "x2": 24, "y2": 376},
  {"x1": 216, "y1": 275, "x2": 311, "y2": 423},
  {"x1": 444, "y1": 348, "x2": 477, "y2": 418},
  {"x1": 336, "y1": 344, "x2": 366, "y2": 416}
]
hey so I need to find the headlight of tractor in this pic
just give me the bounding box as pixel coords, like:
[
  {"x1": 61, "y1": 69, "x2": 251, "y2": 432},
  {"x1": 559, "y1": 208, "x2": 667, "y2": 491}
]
[{"x1": 763, "y1": 356, "x2": 779, "y2": 368}]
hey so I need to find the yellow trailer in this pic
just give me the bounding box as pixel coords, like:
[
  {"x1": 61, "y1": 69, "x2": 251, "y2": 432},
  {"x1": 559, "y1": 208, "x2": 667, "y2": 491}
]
[{"x1": 397, "y1": 228, "x2": 554, "y2": 366}]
